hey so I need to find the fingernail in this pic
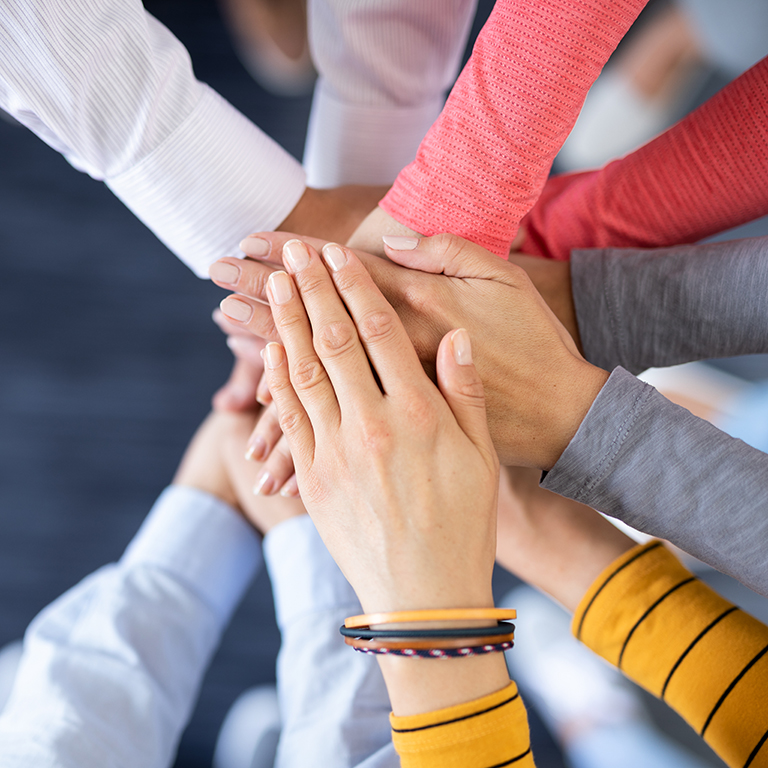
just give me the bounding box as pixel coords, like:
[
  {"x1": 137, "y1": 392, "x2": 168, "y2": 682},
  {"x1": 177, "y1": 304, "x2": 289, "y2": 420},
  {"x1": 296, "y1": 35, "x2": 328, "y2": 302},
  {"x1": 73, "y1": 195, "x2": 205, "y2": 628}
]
[
  {"x1": 382, "y1": 235, "x2": 419, "y2": 251},
  {"x1": 283, "y1": 240, "x2": 310, "y2": 273},
  {"x1": 280, "y1": 483, "x2": 299, "y2": 498},
  {"x1": 253, "y1": 471, "x2": 273, "y2": 495},
  {"x1": 267, "y1": 271, "x2": 293, "y2": 305},
  {"x1": 322, "y1": 243, "x2": 347, "y2": 271},
  {"x1": 264, "y1": 343, "x2": 284, "y2": 370},
  {"x1": 451, "y1": 328, "x2": 472, "y2": 366},
  {"x1": 245, "y1": 435, "x2": 267, "y2": 462},
  {"x1": 220, "y1": 296, "x2": 253, "y2": 323},
  {"x1": 209, "y1": 261, "x2": 241, "y2": 285},
  {"x1": 240, "y1": 236, "x2": 271, "y2": 258}
]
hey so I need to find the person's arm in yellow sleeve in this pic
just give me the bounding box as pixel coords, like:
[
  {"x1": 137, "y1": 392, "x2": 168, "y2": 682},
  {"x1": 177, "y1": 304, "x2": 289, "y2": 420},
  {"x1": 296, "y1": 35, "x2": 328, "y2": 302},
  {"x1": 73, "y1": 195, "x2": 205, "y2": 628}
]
[{"x1": 496, "y1": 466, "x2": 768, "y2": 768}]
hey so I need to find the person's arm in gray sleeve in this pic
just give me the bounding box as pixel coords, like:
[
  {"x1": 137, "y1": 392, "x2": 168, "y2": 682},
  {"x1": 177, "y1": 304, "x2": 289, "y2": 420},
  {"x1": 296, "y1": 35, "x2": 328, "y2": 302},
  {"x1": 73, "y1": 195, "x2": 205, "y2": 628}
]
[
  {"x1": 542, "y1": 367, "x2": 768, "y2": 597},
  {"x1": 571, "y1": 236, "x2": 768, "y2": 374}
]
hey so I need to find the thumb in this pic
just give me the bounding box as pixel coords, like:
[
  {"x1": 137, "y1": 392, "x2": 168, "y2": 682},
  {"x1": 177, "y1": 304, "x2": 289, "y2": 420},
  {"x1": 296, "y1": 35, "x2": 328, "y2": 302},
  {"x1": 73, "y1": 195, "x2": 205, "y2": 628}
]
[
  {"x1": 382, "y1": 233, "x2": 509, "y2": 281},
  {"x1": 436, "y1": 328, "x2": 496, "y2": 464}
]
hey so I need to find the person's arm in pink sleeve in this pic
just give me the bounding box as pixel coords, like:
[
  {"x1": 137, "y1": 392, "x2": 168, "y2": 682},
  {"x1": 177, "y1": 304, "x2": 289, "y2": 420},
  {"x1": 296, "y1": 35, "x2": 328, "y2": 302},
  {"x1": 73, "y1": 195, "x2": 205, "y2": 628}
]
[
  {"x1": 378, "y1": 0, "x2": 648, "y2": 258},
  {"x1": 520, "y1": 56, "x2": 768, "y2": 261}
]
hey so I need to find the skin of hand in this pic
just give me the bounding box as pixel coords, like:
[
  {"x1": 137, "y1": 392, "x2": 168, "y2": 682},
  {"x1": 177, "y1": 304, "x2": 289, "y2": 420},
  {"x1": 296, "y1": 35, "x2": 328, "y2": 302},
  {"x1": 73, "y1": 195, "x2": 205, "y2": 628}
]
[
  {"x1": 496, "y1": 466, "x2": 635, "y2": 613},
  {"x1": 212, "y1": 184, "x2": 388, "y2": 411},
  {"x1": 173, "y1": 410, "x2": 306, "y2": 534},
  {"x1": 211, "y1": 231, "x2": 609, "y2": 472},
  {"x1": 259, "y1": 237, "x2": 510, "y2": 715}
]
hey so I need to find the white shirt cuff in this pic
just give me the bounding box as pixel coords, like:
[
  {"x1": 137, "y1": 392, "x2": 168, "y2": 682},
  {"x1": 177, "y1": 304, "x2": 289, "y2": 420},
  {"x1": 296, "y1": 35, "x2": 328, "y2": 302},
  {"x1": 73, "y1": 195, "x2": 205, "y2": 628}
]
[
  {"x1": 303, "y1": 81, "x2": 443, "y2": 187},
  {"x1": 263, "y1": 515, "x2": 360, "y2": 628},
  {"x1": 108, "y1": 85, "x2": 306, "y2": 277},
  {"x1": 121, "y1": 484, "x2": 262, "y2": 624}
]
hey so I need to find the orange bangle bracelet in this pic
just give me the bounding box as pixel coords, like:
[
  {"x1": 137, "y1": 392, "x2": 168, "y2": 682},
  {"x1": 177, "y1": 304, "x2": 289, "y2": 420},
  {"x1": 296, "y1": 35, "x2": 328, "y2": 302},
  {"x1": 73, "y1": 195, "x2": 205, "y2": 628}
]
[
  {"x1": 344, "y1": 608, "x2": 517, "y2": 628},
  {"x1": 345, "y1": 632, "x2": 515, "y2": 651}
]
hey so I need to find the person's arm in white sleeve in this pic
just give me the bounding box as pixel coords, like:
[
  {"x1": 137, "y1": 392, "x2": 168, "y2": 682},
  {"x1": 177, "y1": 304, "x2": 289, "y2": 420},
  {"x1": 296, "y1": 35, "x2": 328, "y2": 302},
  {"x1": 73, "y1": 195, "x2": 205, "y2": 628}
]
[
  {"x1": 0, "y1": 485, "x2": 262, "y2": 768},
  {"x1": 304, "y1": 0, "x2": 478, "y2": 187},
  {"x1": 265, "y1": 515, "x2": 398, "y2": 768},
  {"x1": 0, "y1": 0, "x2": 306, "y2": 277}
]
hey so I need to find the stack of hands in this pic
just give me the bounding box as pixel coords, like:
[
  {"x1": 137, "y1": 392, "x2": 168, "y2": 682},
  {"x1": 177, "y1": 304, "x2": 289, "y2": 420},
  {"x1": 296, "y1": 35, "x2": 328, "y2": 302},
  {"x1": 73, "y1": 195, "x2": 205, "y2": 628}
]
[{"x1": 197, "y1": 225, "x2": 634, "y2": 716}]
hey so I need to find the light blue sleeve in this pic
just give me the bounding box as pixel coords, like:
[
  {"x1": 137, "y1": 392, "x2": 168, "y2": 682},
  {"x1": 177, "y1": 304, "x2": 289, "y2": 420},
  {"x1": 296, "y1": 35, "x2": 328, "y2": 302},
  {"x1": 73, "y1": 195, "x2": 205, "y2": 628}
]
[
  {"x1": 0, "y1": 485, "x2": 262, "y2": 768},
  {"x1": 264, "y1": 516, "x2": 398, "y2": 768}
]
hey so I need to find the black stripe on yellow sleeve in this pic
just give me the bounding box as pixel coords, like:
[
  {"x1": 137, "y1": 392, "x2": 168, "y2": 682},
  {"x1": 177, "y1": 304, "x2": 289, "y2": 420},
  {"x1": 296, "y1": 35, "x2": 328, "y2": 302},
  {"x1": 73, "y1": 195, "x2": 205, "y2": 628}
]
[
  {"x1": 617, "y1": 577, "x2": 695, "y2": 668},
  {"x1": 701, "y1": 644, "x2": 768, "y2": 737},
  {"x1": 391, "y1": 693, "x2": 520, "y2": 734},
  {"x1": 661, "y1": 606, "x2": 739, "y2": 699},
  {"x1": 487, "y1": 747, "x2": 532, "y2": 767},
  {"x1": 744, "y1": 727, "x2": 768, "y2": 768},
  {"x1": 576, "y1": 541, "x2": 663, "y2": 640}
]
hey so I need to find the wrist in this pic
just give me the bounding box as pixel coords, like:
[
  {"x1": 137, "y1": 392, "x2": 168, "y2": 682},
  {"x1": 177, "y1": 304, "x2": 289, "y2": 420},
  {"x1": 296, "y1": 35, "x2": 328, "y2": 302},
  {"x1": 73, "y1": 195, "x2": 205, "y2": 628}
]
[{"x1": 543, "y1": 361, "x2": 609, "y2": 471}]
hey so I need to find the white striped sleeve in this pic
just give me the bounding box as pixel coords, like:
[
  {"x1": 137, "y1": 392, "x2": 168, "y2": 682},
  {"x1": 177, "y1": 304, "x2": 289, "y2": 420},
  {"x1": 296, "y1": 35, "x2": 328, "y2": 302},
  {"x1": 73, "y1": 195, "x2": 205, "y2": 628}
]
[{"x1": 0, "y1": 0, "x2": 305, "y2": 276}]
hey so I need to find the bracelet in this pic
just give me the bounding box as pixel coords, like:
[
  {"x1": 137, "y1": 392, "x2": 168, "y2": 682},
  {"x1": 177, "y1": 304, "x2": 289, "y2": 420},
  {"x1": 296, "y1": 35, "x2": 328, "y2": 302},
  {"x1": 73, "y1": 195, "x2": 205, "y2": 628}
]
[
  {"x1": 340, "y1": 622, "x2": 515, "y2": 640},
  {"x1": 344, "y1": 608, "x2": 516, "y2": 629},
  {"x1": 345, "y1": 632, "x2": 515, "y2": 651},
  {"x1": 349, "y1": 641, "x2": 514, "y2": 658}
]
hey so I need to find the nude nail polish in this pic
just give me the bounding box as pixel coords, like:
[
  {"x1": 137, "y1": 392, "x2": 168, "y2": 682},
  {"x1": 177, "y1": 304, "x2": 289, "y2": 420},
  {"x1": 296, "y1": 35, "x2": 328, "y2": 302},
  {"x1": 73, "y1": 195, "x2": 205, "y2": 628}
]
[
  {"x1": 245, "y1": 435, "x2": 267, "y2": 462},
  {"x1": 283, "y1": 240, "x2": 310, "y2": 273},
  {"x1": 267, "y1": 272, "x2": 293, "y2": 305},
  {"x1": 253, "y1": 471, "x2": 273, "y2": 495},
  {"x1": 263, "y1": 343, "x2": 284, "y2": 370},
  {"x1": 209, "y1": 261, "x2": 241, "y2": 285},
  {"x1": 322, "y1": 243, "x2": 347, "y2": 271},
  {"x1": 451, "y1": 328, "x2": 472, "y2": 365},
  {"x1": 382, "y1": 235, "x2": 420, "y2": 251},
  {"x1": 220, "y1": 296, "x2": 253, "y2": 323},
  {"x1": 240, "y1": 236, "x2": 271, "y2": 258}
]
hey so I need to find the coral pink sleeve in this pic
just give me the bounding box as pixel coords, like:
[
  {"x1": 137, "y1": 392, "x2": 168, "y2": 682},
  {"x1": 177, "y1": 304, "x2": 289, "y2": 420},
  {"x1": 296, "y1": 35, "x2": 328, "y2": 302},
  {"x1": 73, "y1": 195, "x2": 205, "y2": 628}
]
[
  {"x1": 521, "y1": 57, "x2": 768, "y2": 261},
  {"x1": 379, "y1": 0, "x2": 647, "y2": 258}
]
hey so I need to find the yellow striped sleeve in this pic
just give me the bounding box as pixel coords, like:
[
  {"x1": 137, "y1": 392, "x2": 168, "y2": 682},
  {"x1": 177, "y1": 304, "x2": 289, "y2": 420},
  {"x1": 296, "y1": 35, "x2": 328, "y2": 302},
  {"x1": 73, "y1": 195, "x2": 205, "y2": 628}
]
[
  {"x1": 390, "y1": 681, "x2": 535, "y2": 768},
  {"x1": 573, "y1": 541, "x2": 768, "y2": 768}
]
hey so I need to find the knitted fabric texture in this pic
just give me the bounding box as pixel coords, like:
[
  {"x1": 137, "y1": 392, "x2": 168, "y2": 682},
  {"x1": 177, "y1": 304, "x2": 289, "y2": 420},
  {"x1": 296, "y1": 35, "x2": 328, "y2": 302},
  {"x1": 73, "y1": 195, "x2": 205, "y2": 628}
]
[
  {"x1": 380, "y1": 0, "x2": 646, "y2": 257},
  {"x1": 522, "y1": 56, "x2": 768, "y2": 260}
]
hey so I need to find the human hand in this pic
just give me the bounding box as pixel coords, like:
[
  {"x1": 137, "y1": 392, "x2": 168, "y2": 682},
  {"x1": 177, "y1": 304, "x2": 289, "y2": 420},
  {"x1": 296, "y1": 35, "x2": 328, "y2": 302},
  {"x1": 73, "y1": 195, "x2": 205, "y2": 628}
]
[
  {"x1": 212, "y1": 231, "x2": 608, "y2": 470},
  {"x1": 211, "y1": 184, "x2": 388, "y2": 411},
  {"x1": 258, "y1": 238, "x2": 500, "y2": 614},
  {"x1": 495, "y1": 466, "x2": 634, "y2": 613},
  {"x1": 173, "y1": 411, "x2": 305, "y2": 534},
  {"x1": 258, "y1": 236, "x2": 508, "y2": 715},
  {"x1": 346, "y1": 204, "x2": 420, "y2": 257}
]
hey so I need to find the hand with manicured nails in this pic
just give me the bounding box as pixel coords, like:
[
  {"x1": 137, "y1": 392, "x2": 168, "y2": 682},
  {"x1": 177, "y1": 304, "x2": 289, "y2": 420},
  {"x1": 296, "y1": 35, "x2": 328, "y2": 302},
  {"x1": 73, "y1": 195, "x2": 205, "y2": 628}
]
[
  {"x1": 254, "y1": 237, "x2": 510, "y2": 716},
  {"x1": 256, "y1": 237, "x2": 500, "y2": 616},
  {"x1": 211, "y1": 232, "x2": 608, "y2": 479}
]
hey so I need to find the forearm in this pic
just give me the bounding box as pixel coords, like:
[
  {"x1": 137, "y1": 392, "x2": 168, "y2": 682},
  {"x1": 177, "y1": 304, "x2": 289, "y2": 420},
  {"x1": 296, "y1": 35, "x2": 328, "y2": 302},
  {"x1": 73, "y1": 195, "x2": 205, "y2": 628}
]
[
  {"x1": 0, "y1": 0, "x2": 305, "y2": 276},
  {"x1": 521, "y1": 57, "x2": 768, "y2": 261},
  {"x1": 570, "y1": 237, "x2": 768, "y2": 373},
  {"x1": 380, "y1": 0, "x2": 647, "y2": 256},
  {"x1": 0, "y1": 486, "x2": 261, "y2": 768},
  {"x1": 575, "y1": 542, "x2": 768, "y2": 768},
  {"x1": 305, "y1": 0, "x2": 477, "y2": 187},
  {"x1": 543, "y1": 368, "x2": 768, "y2": 597}
]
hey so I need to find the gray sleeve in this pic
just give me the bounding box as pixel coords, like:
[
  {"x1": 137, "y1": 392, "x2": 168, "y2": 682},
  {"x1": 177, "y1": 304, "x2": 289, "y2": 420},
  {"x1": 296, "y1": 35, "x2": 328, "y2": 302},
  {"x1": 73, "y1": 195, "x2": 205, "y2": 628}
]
[
  {"x1": 571, "y1": 236, "x2": 768, "y2": 374},
  {"x1": 542, "y1": 367, "x2": 768, "y2": 597}
]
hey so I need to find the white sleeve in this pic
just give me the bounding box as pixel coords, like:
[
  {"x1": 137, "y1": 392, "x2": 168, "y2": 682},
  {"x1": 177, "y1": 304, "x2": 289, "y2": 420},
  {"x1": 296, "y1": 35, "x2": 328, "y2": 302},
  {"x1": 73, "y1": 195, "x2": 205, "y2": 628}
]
[
  {"x1": 0, "y1": 485, "x2": 262, "y2": 768},
  {"x1": 304, "y1": 0, "x2": 478, "y2": 187},
  {"x1": 264, "y1": 516, "x2": 398, "y2": 768},
  {"x1": 0, "y1": 0, "x2": 306, "y2": 277}
]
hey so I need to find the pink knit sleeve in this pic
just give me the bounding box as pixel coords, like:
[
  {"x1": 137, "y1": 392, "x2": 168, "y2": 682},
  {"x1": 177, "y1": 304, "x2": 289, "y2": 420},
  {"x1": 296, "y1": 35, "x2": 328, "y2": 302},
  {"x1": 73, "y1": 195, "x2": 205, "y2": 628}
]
[
  {"x1": 379, "y1": 0, "x2": 647, "y2": 257},
  {"x1": 519, "y1": 57, "x2": 768, "y2": 260}
]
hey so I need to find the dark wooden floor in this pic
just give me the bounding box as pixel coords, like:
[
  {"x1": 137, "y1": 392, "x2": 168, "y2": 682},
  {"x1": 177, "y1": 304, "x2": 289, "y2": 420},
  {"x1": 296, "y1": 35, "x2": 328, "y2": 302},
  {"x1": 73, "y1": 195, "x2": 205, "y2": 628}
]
[{"x1": 1, "y1": 1, "x2": 766, "y2": 766}]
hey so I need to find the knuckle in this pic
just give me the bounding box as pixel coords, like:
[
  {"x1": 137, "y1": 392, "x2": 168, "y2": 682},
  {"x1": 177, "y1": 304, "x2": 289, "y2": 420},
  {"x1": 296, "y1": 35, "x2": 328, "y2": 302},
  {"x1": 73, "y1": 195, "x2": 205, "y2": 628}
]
[
  {"x1": 358, "y1": 310, "x2": 399, "y2": 346},
  {"x1": 277, "y1": 407, "x2": 306, "y2": 437},
  {"x1": 453, "y1": 377, "x2": 487, "y2": 404},
  {"x1": 295, "y1": 271, "x2": 327, "y2": 299},
  {"x1": 315, "y1": 320, "x2": 357, "y2": 358},
  {"x1": 401, "y1": 282, "x2": 431, "y2": 315},
  {"x1": 290, "y1": 356, "x2": 327, "y2": 392}
]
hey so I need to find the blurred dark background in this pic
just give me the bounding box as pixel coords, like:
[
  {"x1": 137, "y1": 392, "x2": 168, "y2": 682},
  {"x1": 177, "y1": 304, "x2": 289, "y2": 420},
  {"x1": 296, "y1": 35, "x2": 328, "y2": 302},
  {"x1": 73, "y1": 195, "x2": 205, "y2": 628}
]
[{"x1": 0, "y1": 0, "x2": 765, "y2": 766}]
